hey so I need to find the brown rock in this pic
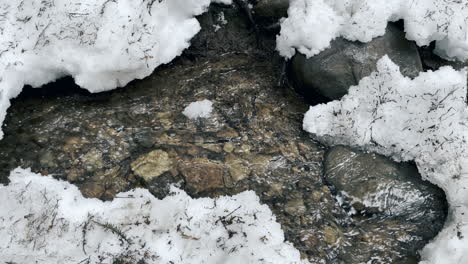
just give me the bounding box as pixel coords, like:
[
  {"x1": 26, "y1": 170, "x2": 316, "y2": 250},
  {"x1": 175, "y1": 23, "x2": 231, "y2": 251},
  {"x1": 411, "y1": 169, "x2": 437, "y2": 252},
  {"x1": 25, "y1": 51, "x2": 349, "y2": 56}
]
[
  {"x1": 179, "y1": 158, "x2": 225, "y2": 193},
  {"x1": 225, "y1": 154, "x2": 250, "y2": 182},
  {"x1": 280, "y1": 142, "x2": 300, "y2": 161},
  {"x1": 80, "y1": 167, "x2": 127, "y2": 200},
  {"x1": 80, "y1": 181, "x2": 105, "y2": 199},
  {"x1": 223, "y1": 142, "x2": 235, "y2": 153},
  {"x1": 323, "y1": 225, "x2": 341, "y2": 245},
  {"x1": 62, "y1": 137, "x2": 85, "y2": 153},
  {"x1": 67, "y1": 168, "x2": 84, "y2": 182},
  {"x1": 235, "y1": 144, "x2": 251, "y2": 153},
  {"x1": 80, "y1": 148, "x2": 104, "y2": 172},
  {"x1": 202, "y1": 144, "x2": 223, "y2": 153},
  {"x1": 131, "y1": 150, "x2": 173, "y2": 182},
  {"x1": 245, "y1": 154, "x2": 271, "y2": 175},
  {"x1": 285, "y1": 198, "x2": 307, "y2": 216},
  {"x1": 265, "y1": 183, "x2": 283, "y2": 197},
  {"x1": 156, "y1": 112, "x2": 173, "y2": 129},
  {"x1": 217, "y1": 127, "x2": 239, "y2": 138},
  {"x1": 310, "y1": 191, "x2": 323, "y2": 202}
]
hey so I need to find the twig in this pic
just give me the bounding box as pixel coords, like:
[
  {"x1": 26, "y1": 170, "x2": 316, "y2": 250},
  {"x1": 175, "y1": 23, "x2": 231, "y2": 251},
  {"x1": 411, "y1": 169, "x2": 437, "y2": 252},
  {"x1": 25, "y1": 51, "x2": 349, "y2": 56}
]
[{"x1": 92, "y1": 220, "x2": 131, "y2": 245}]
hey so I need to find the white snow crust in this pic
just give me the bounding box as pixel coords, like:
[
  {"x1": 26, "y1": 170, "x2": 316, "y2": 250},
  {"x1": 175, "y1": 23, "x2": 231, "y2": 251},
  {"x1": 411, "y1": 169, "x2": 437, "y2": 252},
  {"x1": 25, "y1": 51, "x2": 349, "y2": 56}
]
[
  {"x1": 183, "y1": 99, "x2": 213, "y2": 119},
  {"x1": 0, "y1": 168, "x2": 307, "y2": 264},
  {"x1": 303, "y1": 56, "x2": 468, "y2": 264},
  {"x1": 277, "y1": 0, "x2": 468, "y2": 61},
  {"x1": 0, "y1": 0, "x2": 231, "y2": 140}
]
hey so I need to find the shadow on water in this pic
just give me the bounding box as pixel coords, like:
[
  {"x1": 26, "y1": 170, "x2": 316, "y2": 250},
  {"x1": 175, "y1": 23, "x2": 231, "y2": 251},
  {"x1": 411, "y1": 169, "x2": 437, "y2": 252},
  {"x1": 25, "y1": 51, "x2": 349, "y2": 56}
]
[
  {"x1": 16, "y1": 77, "x2": 91, "y2": 100},
  {"x1": 13, "y1": 76, "x2": 130, "y2": 104}
]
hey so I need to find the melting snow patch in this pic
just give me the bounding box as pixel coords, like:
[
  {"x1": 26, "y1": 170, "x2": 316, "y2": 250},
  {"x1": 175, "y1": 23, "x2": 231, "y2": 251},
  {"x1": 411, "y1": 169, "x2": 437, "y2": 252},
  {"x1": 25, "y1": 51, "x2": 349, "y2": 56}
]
[
  {"x1": 303, "y1": 56, "x2": 468, "y2": 264},
  {"x1": 0, "y1": 0, "x2": 232, "y2": 140},
  {"x1": 183, "y1": 99, "x2": 214, "y2": 119},
  {"x1": 0, "y1": 168, "x2": 307, "y2": 264},
  {"x1": 277, "y1": 0, "x2": 468, "y2": 61}
]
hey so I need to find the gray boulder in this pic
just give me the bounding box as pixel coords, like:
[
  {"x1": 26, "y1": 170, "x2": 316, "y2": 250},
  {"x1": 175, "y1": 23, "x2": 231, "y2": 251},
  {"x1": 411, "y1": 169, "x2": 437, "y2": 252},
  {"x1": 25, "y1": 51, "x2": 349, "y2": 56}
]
[
  {"x1": 253, "y1": 0, "x2": 289, "y2": 20},
  {"x1": 324, "y1": 145, "x2": 447, "y2": 260},
  {"x1": 324, "y1": 145, "x2": 446, "y2": 223},
  {"x1": 290, "y1": 24, "x2": 423, "y2": 101}
]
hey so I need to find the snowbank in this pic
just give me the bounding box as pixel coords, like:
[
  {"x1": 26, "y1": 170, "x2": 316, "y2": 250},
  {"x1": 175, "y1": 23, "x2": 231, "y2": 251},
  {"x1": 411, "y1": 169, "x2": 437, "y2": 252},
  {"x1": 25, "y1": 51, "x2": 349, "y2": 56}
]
[
  {"x1": 303, "y1": 56, "x2": 468, "y2": 264},
  {"x1": 0, "y1": 168, "x2": 307, "y2": 264},
  {"x1": 277, "y1": 0, "x2": 468, "y2": 61},
  {"x1": 0, "y1": 0, "x2": 231, "y2": 140},
  {"x1": 183, "y1": 99, "x2": 213, "y2": 119}
]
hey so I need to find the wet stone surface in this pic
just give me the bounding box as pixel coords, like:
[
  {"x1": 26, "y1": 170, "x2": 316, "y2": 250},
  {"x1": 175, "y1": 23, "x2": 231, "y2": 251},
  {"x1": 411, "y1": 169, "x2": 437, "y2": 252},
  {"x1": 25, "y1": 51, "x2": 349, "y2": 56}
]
[
  {"x1": 324, "y1": 146, "x2": 447, "y2": 263},
  {"x1": 0, "y1": 5, "x2": 447, "y2": 264},
  {"x1": 253, "y1": 0, "x2": 289, "y2": 21},
  {"x1": 290, "y1": 23, "x2": 423, "y2": 102}
]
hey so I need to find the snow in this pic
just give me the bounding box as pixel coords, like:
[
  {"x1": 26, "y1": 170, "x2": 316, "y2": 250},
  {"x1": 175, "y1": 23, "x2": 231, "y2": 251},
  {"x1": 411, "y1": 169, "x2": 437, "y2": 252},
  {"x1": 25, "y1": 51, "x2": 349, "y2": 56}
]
[
  {"x1": 303, "y1": 56, "x2": 468, "y2": 264},
  {"x1": 213, "y1": 0, "x2": 233, "y2": 5},
  {"x1": 0, "y1": 0, "x2": 232, "y2": 140},
  {"x1": 183, "y1": 99, "x2": 214, "y2": 119},
  {"x1": 277, "y1": 0, "x2": 468, "y2": 61},
  {"x1": 0, "y1": 168, "x2": 308, "y2": 264}
]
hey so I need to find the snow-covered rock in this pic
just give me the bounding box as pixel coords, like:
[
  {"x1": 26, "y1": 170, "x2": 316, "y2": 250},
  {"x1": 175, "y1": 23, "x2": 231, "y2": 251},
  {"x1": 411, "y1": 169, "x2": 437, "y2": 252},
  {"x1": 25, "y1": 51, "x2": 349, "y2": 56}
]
[
  {"x1": 0, "y1": 168, "x2": 307, "y2": 264},
  {"x1": 289, "y1": 23, "x2": 423, "y2": 101},
  {"x1": 277, "y1": 0, "x2": 468, "y2": 61},
  {"x1": 183, "y1": 99, "x2": 213, "y2": 119},
  {"x1": 303, "y1": 56, "x2": 468, "y2": 264},
  {"x1": 0, "y1": 0, "x2": 231, "y2": 140}
]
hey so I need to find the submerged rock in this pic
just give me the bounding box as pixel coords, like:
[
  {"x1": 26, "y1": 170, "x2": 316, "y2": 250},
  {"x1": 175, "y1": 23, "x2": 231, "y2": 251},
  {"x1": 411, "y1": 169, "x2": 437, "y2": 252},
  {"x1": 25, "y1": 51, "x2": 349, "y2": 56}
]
[
  {"x1": 179, "y1": 158, "x2": 225, "y2": 193},
  {"x1": 290, "y1": 24, "x2": 423, "y2": 101},
  {"x1": 420, "y1": 46, "x2": 468, "y2": 71},
  {"x1": 324, "y1": 146, "x2": 447, "y2": 259},
  {"x1": 325, "y1": 146, "x2": 446, "y2": 218},
  {"x1": 131, "y1": 150, "x2": 173, "y2": 182}
]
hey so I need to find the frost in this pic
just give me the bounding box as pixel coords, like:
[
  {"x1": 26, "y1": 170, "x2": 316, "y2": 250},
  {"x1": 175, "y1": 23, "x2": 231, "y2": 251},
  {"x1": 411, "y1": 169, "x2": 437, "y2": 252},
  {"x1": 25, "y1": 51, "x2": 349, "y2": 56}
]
[
  {"x1": 277, "y1": 0, "x2": 468, "y2": 61},
  {"x1": 303, "y1": 56, "x2": 468, "y2": 264},
  {"x1": 183, "y1": 99, "x2": 213, "y2": 119},
  {"x1": 0, "y1": 0, "x2": 232, "y2": 140},
  {"x1": 0, "y1": 168, "x2": 307, "y2": 264}
]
